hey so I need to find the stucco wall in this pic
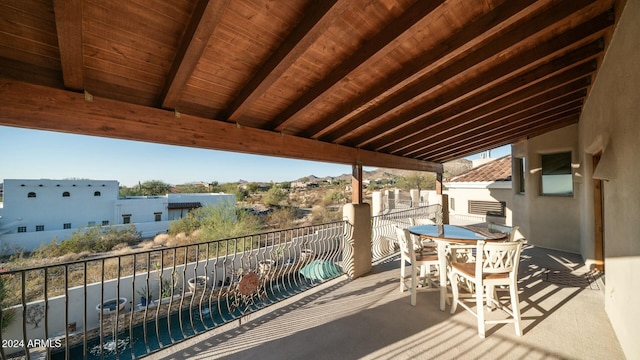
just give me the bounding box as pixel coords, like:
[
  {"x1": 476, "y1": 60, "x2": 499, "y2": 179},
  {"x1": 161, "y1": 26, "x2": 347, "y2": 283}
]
[
  {"x1": 578, "y1": 0, "x2": 640, "y2": 357},
  {"x1": 515, "y1": 125, "x2": 582, "y2": 253}
]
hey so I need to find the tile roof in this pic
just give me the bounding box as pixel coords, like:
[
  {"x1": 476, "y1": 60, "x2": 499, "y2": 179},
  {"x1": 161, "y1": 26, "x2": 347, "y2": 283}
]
[{"x1": 447, "y1": 155, "x2": 512, "y2": 183}]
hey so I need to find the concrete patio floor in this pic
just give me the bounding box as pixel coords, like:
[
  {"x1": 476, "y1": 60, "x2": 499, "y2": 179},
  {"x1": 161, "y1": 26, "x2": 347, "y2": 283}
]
[{"x1": 150, "y1": 246, "x2": 624, "y2": 360}]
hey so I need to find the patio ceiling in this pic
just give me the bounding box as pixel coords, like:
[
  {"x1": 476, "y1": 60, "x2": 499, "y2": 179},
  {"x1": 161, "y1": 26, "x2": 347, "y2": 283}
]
[{"x1": 0, "y1": 0, "x2": 618, "y2": 173}]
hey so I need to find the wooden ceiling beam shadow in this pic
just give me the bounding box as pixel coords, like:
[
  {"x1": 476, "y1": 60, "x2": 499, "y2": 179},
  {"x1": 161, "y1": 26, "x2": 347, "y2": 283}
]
[
  {"x1": 265, "y1": 0, "x2": 445, "y2": 132},
  {"x1": 429, "y1": 111, "x2": 581, "y2": 161},
  {"x1": 351, "y1": 11, "x2": 612, "y2": 149},
  {"x1": 161, "y1": 0, "x2": 230, "y2": 110},
  {"x1": 320, "y1": 0, "x2": 602, "y2": 144},
  {"x1": 384, "y1": 71, "x2": 593, "y2": 155},
  {"x1": 302, "y1": 0, "x2": 542, "y2": 140},
  {"x1": 53, "y1": 0, "x2": 84, "y2": 91},
  {"x1": 416, "y1": 100, "x2": 585, "y2": 159},
  {"x1": 0, "y1": 79, "x2": 442, "y2": 173},
  {"x1": 356, "y1": 37, "x2": 604, "y2": 151},
  {"x1": 434, "y1": 116, "x2": 580, "y2": 163},
  {"x1": 222, "y1": 0, "x2": 349, "y2": 122}
]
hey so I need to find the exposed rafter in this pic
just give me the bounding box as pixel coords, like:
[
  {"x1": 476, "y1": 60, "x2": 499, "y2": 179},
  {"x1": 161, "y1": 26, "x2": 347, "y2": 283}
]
[{"x1": 53, "y1": 0, "x2": 84, "y2": 91}]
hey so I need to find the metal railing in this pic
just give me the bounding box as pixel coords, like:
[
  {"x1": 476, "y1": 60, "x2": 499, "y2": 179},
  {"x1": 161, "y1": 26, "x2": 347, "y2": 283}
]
[
  {"x1": 0, "y1": 221, "x2": 349, "y2": 360},
  {"x1": 371, "y1": 205, "x2": 442, "y2": 262}
]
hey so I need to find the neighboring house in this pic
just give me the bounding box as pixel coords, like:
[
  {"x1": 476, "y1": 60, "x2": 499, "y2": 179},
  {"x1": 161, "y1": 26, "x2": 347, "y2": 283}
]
[
  {"x1": 0, "y1": 179, "x2": 235, "y2": 253},
  {"x1": 444, "y1": 155, "x2": 513, "y2": 226}
]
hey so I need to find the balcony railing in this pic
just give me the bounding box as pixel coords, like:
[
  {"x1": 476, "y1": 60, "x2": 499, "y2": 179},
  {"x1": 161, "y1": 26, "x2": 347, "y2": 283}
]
[
  {"x1": 0, "y1": 221, "x2": 349, "y2": 360},
  {"x1": 371, "y1": 205, "x2": 442, "y2": 262}
]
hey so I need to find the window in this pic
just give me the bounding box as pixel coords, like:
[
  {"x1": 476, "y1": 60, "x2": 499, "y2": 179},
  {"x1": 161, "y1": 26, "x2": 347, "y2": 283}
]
[
  {"x1": 516, "y1": 157, "x2": 525, "y2": 194},
  {"x1": 62, "y1": 191, "x2": 70, "y2": 197},
  {"x1": 36, "y1": 225, "x2": 44, "y2": 231},
  {"x1": 28, "y1": 192, "x2": 36, "y2": 198},
  {"x1": 541, "y1": 152, "x2": 573, "y2": 195},
  {"x1": 154, "y1": 212, "x2": 162, "y2": 222},
  {"x1": 18, "y1": 226, "x2": 27, "y2": 233},
  {"x1": 94, "y1": 191, "x2": 101, "y2": 197},
  {"x1": 64, "y1": 223, "x2": 71, "y2": 229},
  {"x1": 122, "y1": 214, "x2": 131, "y2": 224},
  {"x1": 468, "y1": 200, "x2": 506, "y2": 217},
  {"x1": 450, "y1": 197, "x2": 455, "y2": 211},
  {"x1": 102, "y1": 220, "x2": 109, "y2": 226}
]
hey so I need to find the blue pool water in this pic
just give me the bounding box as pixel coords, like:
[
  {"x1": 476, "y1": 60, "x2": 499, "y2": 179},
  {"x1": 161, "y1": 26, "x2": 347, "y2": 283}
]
[{"x1": 51, "y1": 277, "x2": 317, "y2": 359}]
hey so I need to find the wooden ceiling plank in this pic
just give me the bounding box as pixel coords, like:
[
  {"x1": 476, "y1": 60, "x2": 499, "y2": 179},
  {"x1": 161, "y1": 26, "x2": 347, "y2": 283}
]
[
  {"x1": 264, "y1": 0, "x2": 446, "y2": 132},
  {"x1": 431, "y1": 112, "x2": 581, "y2": 161},
  {"x1": 308, "y1": 0, "x2": 543, "y2": 141},
  {"x1": 351, "y1": 12, "x2": 611, "y2": 150},
  {"x1": 416, "y1": 100, "x2": 585, "y2": 159},
  {"x1": 53, "y1": 0, "x2": 84, "y2": 91},
  {"x1": 319, "y1": 0, "x2": 598, "y2": 143},
  {"x1": 161, "y1": 0, "x2": 230, "y2": 110},
  {"x1": 0, "y1": 79, "x2": 442, "y2": 173},
  {"x1": 383, "y1": 73, "x2": 593, "y2": 154},
  {"x1": 222, "y1": 0, "x2": 349, "y2": 122}
]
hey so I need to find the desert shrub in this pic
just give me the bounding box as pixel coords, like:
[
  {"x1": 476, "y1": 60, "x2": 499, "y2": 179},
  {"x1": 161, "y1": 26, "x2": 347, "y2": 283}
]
[
  {"x1": 31, "y1": 225, "x2": 141, "y2": 258},
  {"x1": 264, "y1": 207, "x2": 300, "y2": 229},
  {"x1": 168, "y1": 204, "x2": 262, "y2": 244}
]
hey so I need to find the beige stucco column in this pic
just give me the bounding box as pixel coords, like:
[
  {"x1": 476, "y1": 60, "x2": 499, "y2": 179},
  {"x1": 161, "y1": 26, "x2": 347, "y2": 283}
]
[
  {"x1": 371, "y1": 191, "x2": 383, "y2": 216},
  {"x1": 342, "y1": 203, "x2": 372, "y2": 279}
]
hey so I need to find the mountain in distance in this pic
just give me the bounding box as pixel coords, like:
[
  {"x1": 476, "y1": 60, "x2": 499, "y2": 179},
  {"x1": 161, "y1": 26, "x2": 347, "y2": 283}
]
[{"x1": 293, "y1": 159, "x2": 472, "y2": 183}]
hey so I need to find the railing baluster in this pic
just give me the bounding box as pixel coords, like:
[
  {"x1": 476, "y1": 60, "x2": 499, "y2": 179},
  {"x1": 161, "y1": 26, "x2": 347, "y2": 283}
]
[
  {"x1": 142, "y1": 252, "x2": 150, "y2": 354},
  {"x1": 100, "y1": 259, "x2": 105, "y2": 360},
  {"x1": 154, "y1": 251, "x2": 163, "y2": 347},
  {"x1": 44, "y1": 267, "x2": 50, "y2": 360},
  {"x1": 129, "y1": 254, "x2": 136, "y2": 360},
  {"x1": 115, "y1": 256, "x2": 121, "y2": 360},
  {"x1": 20, "y1": 271, "x2": 29, "y2": 360}
]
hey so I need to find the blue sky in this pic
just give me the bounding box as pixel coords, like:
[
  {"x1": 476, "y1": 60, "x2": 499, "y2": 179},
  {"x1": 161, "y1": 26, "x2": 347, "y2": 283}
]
[{"x1": 0, "y1": 126, "x2": 509, "y2": 187}]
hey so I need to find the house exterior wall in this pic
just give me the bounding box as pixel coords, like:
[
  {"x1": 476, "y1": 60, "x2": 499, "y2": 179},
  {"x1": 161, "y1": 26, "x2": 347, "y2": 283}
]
[
  {"x1": 0, "y1": 179, "x2": 119, "y2": 231},
  {"x1": 444, "y1": 185, "x2": 513, "y2": 226},
  {"x1": 513, "y1": 125, "x2": 582, "y2": 253},
  {"x1": 577, "y1": 0, "x2": 640, "y2": 357}
]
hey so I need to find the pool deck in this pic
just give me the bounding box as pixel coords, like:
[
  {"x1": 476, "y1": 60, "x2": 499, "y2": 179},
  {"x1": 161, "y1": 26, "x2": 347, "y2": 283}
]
[{"x1": 149, "y1": 245, "x2": 625, "y2": 360}]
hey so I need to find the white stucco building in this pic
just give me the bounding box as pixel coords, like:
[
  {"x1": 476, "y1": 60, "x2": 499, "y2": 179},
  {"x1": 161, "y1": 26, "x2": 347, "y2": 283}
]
[{"x1": 0, "y1": 179, "x2": 235, "y2": 253}]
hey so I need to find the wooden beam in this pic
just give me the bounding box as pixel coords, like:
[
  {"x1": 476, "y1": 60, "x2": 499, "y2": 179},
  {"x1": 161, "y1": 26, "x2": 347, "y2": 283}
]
[
  {"x1": 0, "y1": 79, "x2": 443, "y2": 174},
  {"x1": 407, "y1": 88, "x2": 588, "y2": 158},
  {"x1": 432, "y1": 113, "x2": 580, "y2": 162},
  {"x1": 418, "y1": 102, "x2": 584, "y2": 159},
  {"x1": 402, "y1": 85, "x2": 588, "y2": 157},
  {"x1": 352, "y1": 164, "x2": 363, "y2": 204},
  {"x1": 53, "y1": 0, "x2": 84, "y2": 91},
  {"x1": 347, "y1": 13, "x2": 612, "y2": 148},
  {"x1": 310, "y1": 0, "x2": 551, "y2": 141},
  {"x1": 383, "y1": 74, "x2": 592, "y2": 155},
  {"x1": 320, "y1": 1, "x2": 600, "y2": 146},
  {"x1": 161, "y1": 0, "x2": 230, "y2": 109},
  {"x1": 222, "y1": 0, "x2": 349, "y2": 122},
  {"x1": 266, "y1": 0, "x2": 445, "y2": 132}
]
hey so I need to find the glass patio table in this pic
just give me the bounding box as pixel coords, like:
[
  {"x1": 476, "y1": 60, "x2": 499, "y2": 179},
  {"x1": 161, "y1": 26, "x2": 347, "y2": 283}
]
[{"x1": 408, "y1": 224, "x2": 507, "y2": 311}]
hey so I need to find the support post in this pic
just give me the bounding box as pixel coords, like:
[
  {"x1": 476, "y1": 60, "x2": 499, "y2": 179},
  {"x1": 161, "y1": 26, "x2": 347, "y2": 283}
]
[
  {"x1": 436, "y1": 172, "x2": 449, "y2": 224},
  {"x1": 351, "y1": 164, "x2": 363, "y2": 204},
  {"x1": 342, "y1": 203, "x2": 372, "y2": 279}
]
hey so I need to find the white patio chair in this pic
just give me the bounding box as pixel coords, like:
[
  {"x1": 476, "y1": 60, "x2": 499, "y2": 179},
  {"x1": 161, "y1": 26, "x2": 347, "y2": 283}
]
[
  {"x1": 409, "y1": 217, "x2": 437, "y2": 248},
  {"x1": 449, "y1": 240, "x2": 524, "y2": 338},
  {"x1": 394, "y1": 226, "x2": 439, "y2": 306}
]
